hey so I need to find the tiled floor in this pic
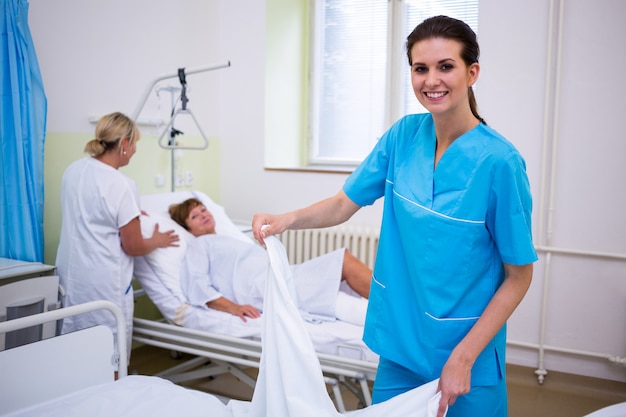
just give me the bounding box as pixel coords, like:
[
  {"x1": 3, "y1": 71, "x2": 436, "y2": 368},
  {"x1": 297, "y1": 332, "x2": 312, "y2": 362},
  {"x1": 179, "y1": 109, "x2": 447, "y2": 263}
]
[{"x1": 129, "y1": 345, "x2": 626, "y2": 416}]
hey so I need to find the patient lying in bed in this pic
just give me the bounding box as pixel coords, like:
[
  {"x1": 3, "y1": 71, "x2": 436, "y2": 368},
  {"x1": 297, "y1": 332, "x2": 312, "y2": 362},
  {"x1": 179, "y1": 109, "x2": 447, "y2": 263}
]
[
  {"x1": 169, "y1": 198, "x2": 372, "y2": 326},
  {"x1": 135, "y1": 190, "x2": 377, "y2": 361}
]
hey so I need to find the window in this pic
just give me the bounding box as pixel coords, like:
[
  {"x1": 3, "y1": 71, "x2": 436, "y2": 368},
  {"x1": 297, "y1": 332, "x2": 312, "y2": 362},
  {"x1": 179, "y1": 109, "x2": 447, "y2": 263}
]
[{"x1": 308, "y1": 0, "x2": 479, "y2": 166}]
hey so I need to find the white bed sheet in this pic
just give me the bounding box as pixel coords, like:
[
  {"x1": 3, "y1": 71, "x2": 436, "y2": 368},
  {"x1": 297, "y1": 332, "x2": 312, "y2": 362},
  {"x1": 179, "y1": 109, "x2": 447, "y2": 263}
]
[
  {"x1": 3, "y1": 371, "x2": 441, "y2": 417},
  {"x1": 134, "y1": 190, "x2": 378, "y2": 363},
  {"x1": 583, "y1": 403, "x2": 626, "y2": 417},
  {"x1": 2, "y1": 375, "x2": 231, "y2": 417}
]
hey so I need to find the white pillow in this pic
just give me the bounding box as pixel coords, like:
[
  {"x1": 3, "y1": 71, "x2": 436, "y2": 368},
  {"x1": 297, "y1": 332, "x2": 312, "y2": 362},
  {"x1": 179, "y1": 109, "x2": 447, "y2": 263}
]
[
  {"x1": 140, "y1": 190, "x2": 251, "y2": 243},
  {"x1": 139, "y1": 213, "x2": 195, "y2": 301}
]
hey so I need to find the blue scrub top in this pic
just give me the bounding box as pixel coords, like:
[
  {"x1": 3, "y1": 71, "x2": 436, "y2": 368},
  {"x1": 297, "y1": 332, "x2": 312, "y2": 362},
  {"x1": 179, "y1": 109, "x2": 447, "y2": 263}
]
[{"x1": 344, "y1": 113, "x2": 538, "y2": 387}]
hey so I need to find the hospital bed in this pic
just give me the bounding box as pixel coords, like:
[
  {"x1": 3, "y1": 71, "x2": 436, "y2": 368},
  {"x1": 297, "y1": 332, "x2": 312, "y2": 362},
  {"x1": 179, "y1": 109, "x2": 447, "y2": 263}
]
[
  {"x1": 132, "y1": 190, "x2": 379, "y2": 410},
  {"x1": 0, "y1": 238, "x2": 449, "y2": 417},
  {"x1": 0, "y1": 299, "x2": 237, "y2": 417}
]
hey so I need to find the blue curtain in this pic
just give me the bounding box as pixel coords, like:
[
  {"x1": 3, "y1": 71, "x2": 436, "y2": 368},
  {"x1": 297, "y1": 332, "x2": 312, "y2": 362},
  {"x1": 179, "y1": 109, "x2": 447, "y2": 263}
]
[{"x1": 0, "y1": 0, "x2": 47, "y2": 262}]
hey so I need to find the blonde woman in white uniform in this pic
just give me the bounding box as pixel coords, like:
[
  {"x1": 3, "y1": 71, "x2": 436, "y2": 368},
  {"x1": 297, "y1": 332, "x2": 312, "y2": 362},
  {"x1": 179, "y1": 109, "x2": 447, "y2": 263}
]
[{"x1": 56, "y1": 112, "x2": 179, "y2": 375}]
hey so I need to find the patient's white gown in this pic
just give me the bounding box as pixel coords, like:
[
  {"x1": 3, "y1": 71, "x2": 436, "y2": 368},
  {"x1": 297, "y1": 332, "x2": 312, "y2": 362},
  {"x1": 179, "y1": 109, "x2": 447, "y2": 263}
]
[{"x1": 182, "y1": 234, "x2": 367, "y2": 325}]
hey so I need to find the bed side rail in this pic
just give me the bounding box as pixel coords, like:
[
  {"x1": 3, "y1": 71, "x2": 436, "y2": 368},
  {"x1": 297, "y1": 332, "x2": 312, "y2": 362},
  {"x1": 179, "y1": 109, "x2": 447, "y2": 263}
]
[
  {"x1": 0, "y1": 300, "x2": 127, "y2": 376},
  {"x1": 133, "y1": 317, "x2": 377, "y2": 380},
  {"x1": 0, "y1": 301, "x2": 128, "y2": 415}
]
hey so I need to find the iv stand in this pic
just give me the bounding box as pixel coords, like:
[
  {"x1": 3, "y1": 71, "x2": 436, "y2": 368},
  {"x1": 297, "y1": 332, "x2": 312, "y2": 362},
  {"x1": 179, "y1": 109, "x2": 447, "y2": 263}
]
[
  {"x1": 131, "y1": 61, "x2": 230, "y2": 123},
  {"x1": 132, "y1": 62, "x2": 231, "y2": 150},
  {"x1": 131, "y1": 61, "x2": 231, "y2": 191},
  {"x1": 158, "y1": 85, "x2": 182, "y2": 192},
  {"x1": 157, "y1": 68, "x2": 208, "y2": 150}
]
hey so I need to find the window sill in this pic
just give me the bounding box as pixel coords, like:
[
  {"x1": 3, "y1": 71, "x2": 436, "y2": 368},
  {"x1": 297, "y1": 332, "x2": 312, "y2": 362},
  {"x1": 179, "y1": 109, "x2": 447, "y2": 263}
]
[{"x1": 264, "y1": 165, "x2": 356, "y2": 174}]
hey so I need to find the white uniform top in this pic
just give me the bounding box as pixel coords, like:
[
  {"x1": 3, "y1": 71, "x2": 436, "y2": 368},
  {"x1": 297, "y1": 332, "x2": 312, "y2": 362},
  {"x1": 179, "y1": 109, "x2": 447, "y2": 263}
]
[
  {"x1": 56, "y1": 157, "x2": 141, "y2": 360},
  {"x1": 181, "y1": 234, "x2": 345, "y2": 322}
]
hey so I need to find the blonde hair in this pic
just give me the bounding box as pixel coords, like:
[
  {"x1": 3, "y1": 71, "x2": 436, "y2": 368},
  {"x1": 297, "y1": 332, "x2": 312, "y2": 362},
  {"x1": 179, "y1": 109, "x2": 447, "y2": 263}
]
[{"x1": 84, "y1": 112, "x2": 140, "y2": 156}]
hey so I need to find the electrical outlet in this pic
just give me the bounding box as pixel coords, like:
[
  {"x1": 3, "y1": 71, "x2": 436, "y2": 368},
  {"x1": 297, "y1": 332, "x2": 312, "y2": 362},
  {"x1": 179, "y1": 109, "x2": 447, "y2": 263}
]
[
  {"x1": 155, "y1": 174, "x2": 165, "y2": 188},
  {"x1": 185, "y1": 171, "x2": 193, "y2": 186}
]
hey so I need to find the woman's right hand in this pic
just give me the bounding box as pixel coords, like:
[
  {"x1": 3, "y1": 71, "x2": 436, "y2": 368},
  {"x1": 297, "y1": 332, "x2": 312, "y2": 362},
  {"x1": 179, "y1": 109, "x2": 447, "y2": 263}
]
[
  {"x1": 252, "y1": 191, "x2": 361, "y2": 245},
  {"x1": 251, "y1": 212, "x2": 290, "y2": 245}
]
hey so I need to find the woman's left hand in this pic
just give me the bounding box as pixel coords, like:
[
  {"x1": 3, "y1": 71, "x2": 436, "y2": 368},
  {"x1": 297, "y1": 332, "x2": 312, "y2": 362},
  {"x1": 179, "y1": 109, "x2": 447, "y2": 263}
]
[
  {"x1": 151, "y1": 223, "x2": 180, "y2": 248},
  {"x1": 121, "y1": 217, "x2": 178, "y2": 256},
  {"x1": 436, "y1": 350, "x2": 472, "y2": 417}
]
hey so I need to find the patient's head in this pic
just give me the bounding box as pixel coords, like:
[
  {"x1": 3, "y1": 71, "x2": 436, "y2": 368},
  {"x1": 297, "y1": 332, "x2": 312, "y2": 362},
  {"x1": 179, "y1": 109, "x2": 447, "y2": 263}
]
[{"x1": 169, "y1": 198, "x2": 216, "y2": 237}]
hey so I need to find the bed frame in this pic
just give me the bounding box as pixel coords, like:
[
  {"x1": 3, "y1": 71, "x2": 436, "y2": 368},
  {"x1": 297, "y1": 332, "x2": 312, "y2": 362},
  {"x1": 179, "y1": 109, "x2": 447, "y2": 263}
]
[
  {"x1": 132, "y1": 316, "x2": 376, "y2": 411},
  {"x1": 0, "y1": 300, "x2": 126, "y2": 415},
  {"x1": 0, "y1": 301, "x2": 249, "y2": 417}
]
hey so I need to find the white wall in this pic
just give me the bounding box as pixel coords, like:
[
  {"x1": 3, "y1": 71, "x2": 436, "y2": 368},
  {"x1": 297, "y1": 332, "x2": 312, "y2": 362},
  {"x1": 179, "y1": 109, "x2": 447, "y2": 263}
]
[
  {"x1": 30, "y1": 0, "x2": 224, "y2": 135},
  {"x1": 29, "y1": 0, "x2": 626, "y2": 383},
  {"x1": 477, "y1": 0, "x2": 626, "y2": 383}
]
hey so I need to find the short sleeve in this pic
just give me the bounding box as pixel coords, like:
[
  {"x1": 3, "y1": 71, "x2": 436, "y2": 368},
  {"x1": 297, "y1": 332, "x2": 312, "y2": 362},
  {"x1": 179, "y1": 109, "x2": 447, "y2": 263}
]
[
  {"x1": 487, "y1": 152, "x2": 538, "y2": 266},
  {"x1": 343, "y1": 125, "x2": 394, "y2": 207},
  {"x1": 107, "y1": 175, "x2": 141, "y2": 229}
]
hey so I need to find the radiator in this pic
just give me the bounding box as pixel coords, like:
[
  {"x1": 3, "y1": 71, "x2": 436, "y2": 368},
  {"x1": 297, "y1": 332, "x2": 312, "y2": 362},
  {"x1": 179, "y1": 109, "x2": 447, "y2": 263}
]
[{"x1": 278, "y1": 225, "x2": 380, "y2": 269}]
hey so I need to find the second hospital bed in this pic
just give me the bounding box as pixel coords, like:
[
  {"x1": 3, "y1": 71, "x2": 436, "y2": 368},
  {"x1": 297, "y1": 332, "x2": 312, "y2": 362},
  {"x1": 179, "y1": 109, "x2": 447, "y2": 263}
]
[{"x1": 132, "y1": 190, "x2": 379, "y2": 409}]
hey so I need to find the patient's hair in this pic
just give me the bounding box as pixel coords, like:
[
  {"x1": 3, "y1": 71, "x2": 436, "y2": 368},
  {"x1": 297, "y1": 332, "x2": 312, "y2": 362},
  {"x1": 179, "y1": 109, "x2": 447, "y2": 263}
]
[
  {"x1": 84, "y1": 112, "x2": 141, "y2": 157},
  {"x1": 169, "y1": 198, "x2": 204, "y2": 230}
]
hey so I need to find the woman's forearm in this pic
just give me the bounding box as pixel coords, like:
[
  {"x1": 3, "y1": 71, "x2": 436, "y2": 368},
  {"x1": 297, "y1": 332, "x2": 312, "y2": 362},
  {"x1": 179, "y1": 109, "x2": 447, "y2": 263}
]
[{"x1": 453, "y1": 263, "x2": 533, "y2": 367}]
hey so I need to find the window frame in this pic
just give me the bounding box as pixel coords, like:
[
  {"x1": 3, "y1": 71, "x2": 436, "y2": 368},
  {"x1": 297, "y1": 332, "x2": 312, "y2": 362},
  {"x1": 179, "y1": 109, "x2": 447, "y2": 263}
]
[{"x1": 306, "y1": 0, "x2": 479, "y2": 168}]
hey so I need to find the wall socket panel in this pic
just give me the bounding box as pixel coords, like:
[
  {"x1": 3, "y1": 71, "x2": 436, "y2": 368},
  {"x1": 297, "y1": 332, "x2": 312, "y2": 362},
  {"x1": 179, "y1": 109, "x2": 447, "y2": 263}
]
[{"x1": 155, "y1": 174, "x2": 165, "y2": 188}]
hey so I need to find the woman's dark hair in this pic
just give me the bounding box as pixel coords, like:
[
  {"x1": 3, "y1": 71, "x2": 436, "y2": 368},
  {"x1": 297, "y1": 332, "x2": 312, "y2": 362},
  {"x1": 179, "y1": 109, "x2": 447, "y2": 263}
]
[
  {"x1": 169, "y1": 198, "x2": 203, "y2": 230},
  {"x1": 406, "y1": 15, "x2": 486, "y2": 125}
]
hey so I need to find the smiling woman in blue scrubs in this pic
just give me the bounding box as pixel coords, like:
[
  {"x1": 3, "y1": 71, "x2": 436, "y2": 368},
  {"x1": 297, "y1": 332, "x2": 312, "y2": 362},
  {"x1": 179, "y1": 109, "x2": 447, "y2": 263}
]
[{"x1": 252, "y1": 15, "x2": 537, "y2": 417}]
